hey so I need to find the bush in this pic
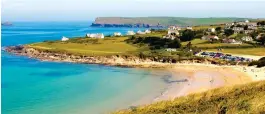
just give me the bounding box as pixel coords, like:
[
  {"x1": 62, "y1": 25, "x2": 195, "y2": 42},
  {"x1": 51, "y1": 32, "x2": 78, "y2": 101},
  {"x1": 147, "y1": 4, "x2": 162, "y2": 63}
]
[{"x1": 248, "y1": 57, "x2": 265, "y2": 68}]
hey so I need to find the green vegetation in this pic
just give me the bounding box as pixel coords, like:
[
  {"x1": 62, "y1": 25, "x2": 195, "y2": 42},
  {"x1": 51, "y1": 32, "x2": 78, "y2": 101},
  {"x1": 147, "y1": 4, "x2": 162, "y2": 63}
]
[
  {"x1": 126, "y1": 36, "x2": 181, "y2": 50},
  {"x1": 180, "y1": 30, "x2": 195, "y2": 41},
  {"x1": 115, "y1": 80, "x2": 265, "y2": 114},
  {"x1": 94, "y1": 17, "x2": 247, "y2": 26},
  {"x1": 249, "y1": 57, "x2": 265, "y2": 67},
  {"x1": 207, "y1": 48, "x2": 265, "y2": 56},
  {"x1": 27, "y1": 37, "x2": 142, "y2": 56}
]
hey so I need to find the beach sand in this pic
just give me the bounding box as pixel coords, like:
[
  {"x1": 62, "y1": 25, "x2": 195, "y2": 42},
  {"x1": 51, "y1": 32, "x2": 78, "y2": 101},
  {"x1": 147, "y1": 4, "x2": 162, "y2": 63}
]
[{"x1": 154, "y1": 63, "x2": 265, "y2": 102}]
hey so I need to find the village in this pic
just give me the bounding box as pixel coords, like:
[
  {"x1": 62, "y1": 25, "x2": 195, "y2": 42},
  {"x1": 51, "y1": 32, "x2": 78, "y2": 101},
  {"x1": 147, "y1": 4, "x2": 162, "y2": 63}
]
[{"x1": 59, "y1": 20, "x2": 265, "y2": 63}]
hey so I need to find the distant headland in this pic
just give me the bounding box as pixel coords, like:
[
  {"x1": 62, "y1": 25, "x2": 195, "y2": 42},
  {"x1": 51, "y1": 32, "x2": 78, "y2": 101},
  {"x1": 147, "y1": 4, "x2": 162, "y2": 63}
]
[{"x1": 90, "y1": 17, "x2": 248, "y2": 28}]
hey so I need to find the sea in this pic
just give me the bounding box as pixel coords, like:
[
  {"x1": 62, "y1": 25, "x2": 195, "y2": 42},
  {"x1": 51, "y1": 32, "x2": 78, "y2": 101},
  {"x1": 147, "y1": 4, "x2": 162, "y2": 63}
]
[{"x1": 1, "y1": 22, "x2": 176, "y2": 114}]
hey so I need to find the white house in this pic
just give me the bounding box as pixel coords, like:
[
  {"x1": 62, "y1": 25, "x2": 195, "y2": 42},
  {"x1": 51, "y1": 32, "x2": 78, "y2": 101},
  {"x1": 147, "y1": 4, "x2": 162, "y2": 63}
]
[
  {"x1": 166, "y1": 48, "x2": 177, "y2": 52},
  {"x1": 245, "y1": 20, "x2": 250, "y2": 23},
  {"x1": 113, "y1": 32, "x2": 122, "y2": 36},
  {"x1": 145, "y1": 29, "x2": 151, "y2": 34},
  {"x1": 186, "y1": 26, "x2": 193, "y2": 30},
  {"x1": 225, "y1": 23, "x2": 235, "y2": 27},
  {"x1": 61, "y1": 36, "x2": 69, "y2": 41},
  {"x1": 201, "y1": 35, "x2": 219, "y2": 41},
  {"x1": 233, "y1": 27, "x2": 244, "y2": 33},
  {"x1": 136, "y1": 30, "x2": 146, "y2": 35},
  {"x1": 208, "y1": 28, "x2": 215, "y2": 32},
  {"x1": 248, "y1": 26, "x2": 258, "y2": 30},
  {"x1": 168, "y1": 26, "x2": 180, "y2": 36},
  {"x1": 127, "y1": 31, "x2": 136, "y2": 35},
  {"x1": 241, "y1": 36, "x2": 253, "y2": 42},
  {"x1": 163, "y1": 35, "x2": 176, "y2": 40},
  {"x1": 244, "y1": 30, "x2": 254, "y2": 34},
  {"x1": 238, "y1": 22, "x2": 247, "y2": 26},
  {"x1": 86, "y1": 33, "x2": 104, "y2": 39},
  {"x1": 222, "y1": 38, "x2": 242, "y2": 44}
]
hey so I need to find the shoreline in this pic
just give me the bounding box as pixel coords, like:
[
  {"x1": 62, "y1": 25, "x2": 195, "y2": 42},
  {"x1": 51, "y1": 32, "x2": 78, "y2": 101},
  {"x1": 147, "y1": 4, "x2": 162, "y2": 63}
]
[{"x1": 4, "y1": 45, "x2": 265, "y2": 107}]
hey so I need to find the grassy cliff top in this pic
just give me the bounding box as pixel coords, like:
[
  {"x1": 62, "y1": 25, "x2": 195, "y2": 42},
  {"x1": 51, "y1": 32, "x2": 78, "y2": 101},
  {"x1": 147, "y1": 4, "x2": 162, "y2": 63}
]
[
  {"x1": 26, "y1": 37, "x2": 146, "y2": 56},
  {"x1": 94, "y1": 17, "x2": 247, "y2": 26},
  {"x1": 115, "y1": 80, "x2": 265, "y2": 114}
]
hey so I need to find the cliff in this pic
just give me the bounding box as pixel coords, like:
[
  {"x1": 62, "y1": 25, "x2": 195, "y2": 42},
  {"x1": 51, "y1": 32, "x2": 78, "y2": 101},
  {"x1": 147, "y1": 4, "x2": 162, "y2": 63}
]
[
  {"x1": 4, "y1": 46, "x2": 222, "y2": 68},
  {"x1": 91, "y1": 17, "x2": 247, "y2": 28}
]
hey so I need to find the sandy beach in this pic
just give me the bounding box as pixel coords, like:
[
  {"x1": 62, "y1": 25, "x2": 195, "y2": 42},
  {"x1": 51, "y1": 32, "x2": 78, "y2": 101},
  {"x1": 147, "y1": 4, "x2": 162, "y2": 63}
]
[{"x1": 154, "y1": 63, "x2": 265, "y2": 102}]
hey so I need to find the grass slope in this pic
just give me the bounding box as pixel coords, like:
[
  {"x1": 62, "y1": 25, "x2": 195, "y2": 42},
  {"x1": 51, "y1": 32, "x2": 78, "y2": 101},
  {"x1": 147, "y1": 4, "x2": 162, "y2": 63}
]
[
  {"x1": 115, "y1": 80, "x2": 265, "y2": 114},
  {"x1": 181, "y1": 39, "x2": 265, "y2": 56},
  {"x1": 94, "y1": 17, "x2": 247, "y2": 26},
  {"x1": 27, "y1": 37, "x2": 144, "y2": 56}
]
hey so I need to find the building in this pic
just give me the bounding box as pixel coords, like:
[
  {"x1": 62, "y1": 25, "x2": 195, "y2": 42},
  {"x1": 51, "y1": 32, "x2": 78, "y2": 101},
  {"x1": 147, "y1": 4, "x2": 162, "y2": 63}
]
[
  {"x1": 241, "y1": 36, "x2": 253, "y2": 42},
  {"x1": 248, "y1": 26, "x2": 258, "y2": 30},
  {"x1": 244, "y1": 30, "x2": 254, "y2": 34},
  {"x1": 113, "y1": 32, "x2": 122, "y2": 36},
  {"x1": 61, "y1": 36, "x2": 69, "y2": 41},
  {"x1": 127, "y1": 31, "x2": 136, "y2": 35},
  {"x1": 238, "y1": 22, "x2": 247, "y2": 26},
  {"x1": 201, "y1": 35, "x2": 219, "y2": 41},
  {"x1": 186, "y1": 26, "x2": 193, "y2": 30},
  {"x1": 145, "y1": 29, "x2": 151, "y2": 34},
  {"x1": 208, "y1": 28, "x2": 215, "y2": 33},
  {"x1": 247, "y1": 22, "x2": 257, "y2": 27},
  {"x1": 232, "y1": 27, "x2": 244, "y2": 33},
  {"x1": 225, "y1": 23, "x2": 235, "y2": 27},
  {"x1": 86, "y1": 33, "x2": 104, "y2": 39},
  {"x1": 136, "y1": 30, "x2": 146, "y2": 35},
  {"x1": 166, "y1": 48, "x2": 177, "y2": 52},
  {"x1": 168, "y1": 26, "x2": 181, "y2": 30},
  {"x1": 245, "y1": 20, "x2": 250, "y2": 23},
  {"x1": 163, "y1": 35, "x2": 176, "y2": 40},
  {"x1": 222, "y1": 38, "x2": 242, "y2": 44}
]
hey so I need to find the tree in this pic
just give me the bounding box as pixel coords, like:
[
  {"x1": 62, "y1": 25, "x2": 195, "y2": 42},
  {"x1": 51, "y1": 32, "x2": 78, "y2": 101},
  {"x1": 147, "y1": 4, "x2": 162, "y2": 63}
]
[
  {"x1": 250, "y1": 31, "x2": 259, "y2": 40},
  {"x1": 215, "y1": 27, "x2": 222, "y2": 32},
  {"x1": 244, "y1": 25, "x2": 248, "y2": 30},
  {"x1": 168, "y1": 39, "x2": 181, "y2": 48},
  {"x1": 224, "y1": 29, "x2": 234, "y2": 36},
  {"x1": 180, "y1": 30, "x2": 195, "y2": 41},
  {"x1": 257, "y1": 34, "x2": 265, "y2": 45},
  {"x1": 257, "y1": 21, "x2": 265, "y2": 26}
]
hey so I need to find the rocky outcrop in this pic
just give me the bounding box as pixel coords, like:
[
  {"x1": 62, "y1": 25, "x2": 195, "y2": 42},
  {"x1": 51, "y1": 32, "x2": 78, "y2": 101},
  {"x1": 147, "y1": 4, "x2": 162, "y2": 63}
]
[
  {"x1": 4, "y1": 46, "x2": 174, "y2": 68},
  {"x1": 5, "y1": 46, "x2": 239, "y2": 68}
]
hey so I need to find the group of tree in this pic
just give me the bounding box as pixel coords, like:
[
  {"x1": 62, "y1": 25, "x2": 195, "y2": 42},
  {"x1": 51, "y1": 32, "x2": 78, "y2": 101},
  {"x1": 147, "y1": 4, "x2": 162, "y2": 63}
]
[
  {"x1": 179, "y1": 30, "x2": 195, "y2": 41},
  {"x1": 224, "y1": 29, "x2": 234, "y2": 36},
  {"x1": 257, "y1": 21, "x2": 265, "y2": 26},
  {"x1": 127, "y1": 36, "x2": 181, "y2": 49}
]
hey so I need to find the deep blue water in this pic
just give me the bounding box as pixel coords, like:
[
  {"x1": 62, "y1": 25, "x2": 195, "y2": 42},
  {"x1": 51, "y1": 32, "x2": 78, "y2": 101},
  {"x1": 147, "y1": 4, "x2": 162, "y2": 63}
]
[{"x1": 1, "y1": 22, "x2": 171, "y2": 114}]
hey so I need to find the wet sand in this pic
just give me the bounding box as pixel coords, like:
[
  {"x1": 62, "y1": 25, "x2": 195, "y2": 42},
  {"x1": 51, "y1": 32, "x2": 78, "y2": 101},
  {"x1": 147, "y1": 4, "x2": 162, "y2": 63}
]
[{"x1": 154, "y1": 64, "x2": 258, "y2": 102}]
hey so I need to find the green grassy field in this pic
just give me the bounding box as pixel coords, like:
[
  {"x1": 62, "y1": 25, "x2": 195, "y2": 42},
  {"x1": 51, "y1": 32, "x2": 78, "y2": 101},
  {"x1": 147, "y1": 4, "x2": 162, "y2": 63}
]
[
  {"x1": 181, "y1": 39, "x2": 265, "y2": 56},
  {"x1": 27, "y1": 37, "x2": 144, "y2": 56},
  {"x1": 193, "y1": 24, "x2": 225, "y2": 30},
  {"x1": 182, "y1": 39, "x2": 252, "y2": 48},
  {"x1": 207, "y1": 48, "x2": 265, "y2": 56},
  {"x1": 115, "y1": 80, "x2": 265, "y2": 114}
]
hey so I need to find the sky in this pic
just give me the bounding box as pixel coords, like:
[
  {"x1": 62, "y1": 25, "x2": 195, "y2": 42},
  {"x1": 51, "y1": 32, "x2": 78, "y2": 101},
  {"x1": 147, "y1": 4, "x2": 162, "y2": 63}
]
[{"x1": 1, "y1": 0, "x2": 265, "y2": 21}]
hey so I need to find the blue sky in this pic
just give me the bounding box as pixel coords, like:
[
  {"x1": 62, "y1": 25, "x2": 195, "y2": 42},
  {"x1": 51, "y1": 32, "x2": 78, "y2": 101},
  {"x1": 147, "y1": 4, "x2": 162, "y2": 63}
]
[{"x1": 2, "y1": 0, "x2": 265, "y2": 21}]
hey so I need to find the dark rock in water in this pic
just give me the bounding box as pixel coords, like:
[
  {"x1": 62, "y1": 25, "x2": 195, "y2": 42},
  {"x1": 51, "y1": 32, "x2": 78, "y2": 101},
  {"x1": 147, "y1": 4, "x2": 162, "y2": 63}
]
[
  {"x1": 5, "y1": 46, "x2": 24, "y2": 52},
  {"x1": 1, "y1": 22, "x2": 13, "y2": 26}
]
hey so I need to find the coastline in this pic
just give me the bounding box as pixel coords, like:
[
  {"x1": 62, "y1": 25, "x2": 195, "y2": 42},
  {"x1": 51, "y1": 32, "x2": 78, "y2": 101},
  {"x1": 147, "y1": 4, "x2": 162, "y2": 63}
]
[{"x1": 4, "y1": 45, "x2": 265, "y2": 106}]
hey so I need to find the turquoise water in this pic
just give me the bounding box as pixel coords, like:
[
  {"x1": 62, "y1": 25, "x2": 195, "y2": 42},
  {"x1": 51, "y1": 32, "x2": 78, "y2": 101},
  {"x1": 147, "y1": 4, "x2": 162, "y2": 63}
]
[{"x1": 1, "y1": 22, "x2": 171, "y2": 114}]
